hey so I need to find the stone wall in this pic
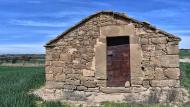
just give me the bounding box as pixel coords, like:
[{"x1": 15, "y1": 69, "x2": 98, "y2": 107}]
[{"x1": 40, "y1": 12, "x2": 189, "y2": 105}]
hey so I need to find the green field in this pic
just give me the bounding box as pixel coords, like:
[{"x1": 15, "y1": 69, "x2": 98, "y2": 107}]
[{"x1": 0, "y1": 66, "x2": 67, "y2": 107}]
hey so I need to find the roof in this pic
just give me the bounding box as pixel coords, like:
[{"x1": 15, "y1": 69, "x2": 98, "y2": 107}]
[{"x1": 45, "y1": 11, "x2": 181, "y2": 47}]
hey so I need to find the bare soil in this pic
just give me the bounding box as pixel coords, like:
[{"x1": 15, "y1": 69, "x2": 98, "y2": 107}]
[{"x1": 180, "y1": 58, "x2": 190, "y2": 63}]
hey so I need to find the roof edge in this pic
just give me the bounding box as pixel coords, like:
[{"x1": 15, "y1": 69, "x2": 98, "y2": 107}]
[{"x1": 45, "y1": 11, "x2": 181, "y2": 47}]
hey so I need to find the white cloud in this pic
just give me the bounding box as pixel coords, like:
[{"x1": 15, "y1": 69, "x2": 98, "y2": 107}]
[
  {"x1": 129, "y1": 9, "x2": 190, "y2": 19},
  {"x1": 0, "y1": 44, "x2": 45, "y2": 54},
  {"x1": 0, "y1": 29, "x2": 64, "y2": 36},
  {"x1": 89, "y1": 1, "x2": 111, "y2": 6},
  {"x1": 168, "y1": 30, "x2": 190, "y2": 34},
  {"x1": 1, "y1": 0, "x2": 42, "y2": 4},
  {"x1": 54, "y1": 11, "x2": 91, "y2": 17},
  {"x1": 152, "y1": 0, "x2": 190, "y2": 6},
  {"x1": 179, "y1": 35, "x2": 190, "y2": 49},
  {"x1": 9, "y1": 19, "x2": 70, "y2": 27}
]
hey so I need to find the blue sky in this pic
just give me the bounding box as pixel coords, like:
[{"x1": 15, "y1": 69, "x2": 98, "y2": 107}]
[{"x1": 0, "y1": 0, "x2": 190, "y2": 54}]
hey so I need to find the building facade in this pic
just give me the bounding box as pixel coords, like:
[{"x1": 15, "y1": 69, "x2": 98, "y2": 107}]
[{"x1": 40, "y1": 11, "x2": 189, "y2": 105}]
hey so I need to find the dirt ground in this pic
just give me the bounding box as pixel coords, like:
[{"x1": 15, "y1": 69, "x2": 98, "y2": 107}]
[{"x1": 180, "y1": 58, "x2": 190, "y2": 63}]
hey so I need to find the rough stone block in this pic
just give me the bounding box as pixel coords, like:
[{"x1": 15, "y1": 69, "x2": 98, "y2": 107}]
[
  {"x1": 151, "y1": 37, "x2": 167, "y2": 44},
  {"x1": 155, "y1": 44, "x2": 166, "y2": 50},
  {"x1": 131, "y1": 70, "x2": 144, "y2": 77},
  {"x1": 125, "y1": 81, "x2": 130, "y2": 88},
  {"x1": 85, "y1": 88, "x2": 99, "y2": 92},
  {"x1": 52, "y1": 53, "x2": 60, "y2": 60},
  {"x1": 52, "y1": 61, "x2": 64, "y2": 67},
  {"x1": 160, "y1": 55, "x2": 179, "y2": 67},
  {"x1": 65, "y1": 80, "x2": 80, "y2": 86},
  {"x1": 131, "y1": 87, "x2": 147, "y2": 92},
  {"x1": 142, "y1": 80, "x2": 150, "y2": 88},
  {"x1": 150, "y1": 56, "x2": 166, "y2": 67},
  {"x1": 81, "y1": 80, "x2": 97, "y2": 88},
  {"x1": 45, "y1": 61, "x2": 51, "y2": 66},
  {"x1": 150, "y1": 80, "x2": 180, "y2": 87},
  {"x1": 164, "y1": 68, "x2": 180, "y2": 79},
  {"x1": 96, "y1": 80, "x2": 106, "y2": 87},
  {"x1": 154, "y1": 68, "x2": 166, "y2": 80},
  {"x1": 53, "y1": 67, "x2": 63, "y2": 73},
  {"x1": 64, "y1": 85, "x2": 77, "y2": 90},
  {"x1": 131, "y1": 77, "x2": 143, "y2": 85},
  {"x1": 142, "y1": 45, "x2": 155, "y2": 52},
  {"x1": 143, "y1": 67, "x2": 155, "y2": 79},
  {"x1": 77, "y1": 86, "x2": 88, "y2": 91},
  {"x1": 67, "y1": 74, "x2": 81, "y2": 80},
  {"x1": 54, "y1": 73, "x2": 66, "y2": 82},
  {"x1": 154, "y1": 50, "x2": 166, "y2": 56},
  {"x1": 60, "y1": 53, "x2": 72, "y2": 61},
  {"x1": 141, "y1": 38, "x2": 149, "y2": 45},
  {"x1": 45, "y1": 66, "x2": 53, "y2": 74},
  {"x1": 166, "y1": 45, "x2": 179, "y2": 55},
  {"x1": 68, "y1": 48, "x2": 77, "y2": 54},
  {"x1": 46, "y1": 74, "x2": 54, "y2": 81},
  {"x1": 137, "y1": 28, "x2": 147, "y2": 35},
  {"x1": 46, "y1": 54, "x2": 53, "y2": 61},
  {"x1": 82, "y1": 69, "x2": 95, "y2": 77},
  {"x1": 72, "y1": 60, "x2": 80, "y2": 64}
]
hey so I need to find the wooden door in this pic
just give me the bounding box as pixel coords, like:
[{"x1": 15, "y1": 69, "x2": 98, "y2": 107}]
[{"x1": 107, "y1": 37, "x2": 130, "y2": 87}]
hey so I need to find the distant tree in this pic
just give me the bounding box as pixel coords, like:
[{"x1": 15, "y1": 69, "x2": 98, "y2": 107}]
[
  {"x1": 32, "y1": 54, "x2": 38, "y2": 64},
  {"x1": 12, "y1": 57, "x2": 18, "y2": 64},
  {"x1": 21, "y1": 56, "x2": 27, "y2": 65},
  {"x1": 21, "y1": 55, "x2": 32, "y2": 65},
  {"x1": 0, "y1": 58, "x2": 3, "y2": 65},
  {"x1": 5, "y1": 57, "x2": 10, "y2": 63}
]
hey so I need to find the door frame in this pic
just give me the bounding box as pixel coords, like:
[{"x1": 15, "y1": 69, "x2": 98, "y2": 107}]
[
  {"x1": 106, "y1": 36, "x2": 131, "y2": 87},
  {"x1": 95, "y1": 25, "x2": 143, "y2": 86}
]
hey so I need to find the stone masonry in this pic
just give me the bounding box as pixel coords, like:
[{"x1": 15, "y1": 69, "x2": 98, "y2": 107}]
[{"x1": 35, "y1": 11, "x2": 189, "y2": 106}]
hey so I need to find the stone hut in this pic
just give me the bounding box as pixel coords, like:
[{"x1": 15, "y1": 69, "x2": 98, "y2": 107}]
[{"x1": 42, "y1": 11, "x2": 189, "y2": 105}]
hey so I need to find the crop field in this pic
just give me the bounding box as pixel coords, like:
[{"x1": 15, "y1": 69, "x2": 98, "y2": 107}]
[{"x1": 0, "y1": 66, "x2": 68, "y2": 107}]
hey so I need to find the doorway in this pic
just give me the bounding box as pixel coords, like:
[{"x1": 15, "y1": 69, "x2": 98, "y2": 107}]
[{"x1": 107, "y1": 36, "x2": 130, "y2": 87}]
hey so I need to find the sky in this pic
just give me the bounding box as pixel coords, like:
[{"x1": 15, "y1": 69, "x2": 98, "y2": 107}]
[{"x1": 0, "y1": 0, "x2": 190, "y2": 54}]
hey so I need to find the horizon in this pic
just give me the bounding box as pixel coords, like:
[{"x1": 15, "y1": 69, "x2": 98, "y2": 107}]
[{"x1": 0, "y1": 0, "x2": 190, "y2": 54}]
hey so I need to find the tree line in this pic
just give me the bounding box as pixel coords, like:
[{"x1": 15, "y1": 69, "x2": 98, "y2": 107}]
[{"x1": 0, "y1": 54, "x2": 45, "y2": 65}]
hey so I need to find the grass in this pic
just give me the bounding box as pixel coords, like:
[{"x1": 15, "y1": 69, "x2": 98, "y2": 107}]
[
  {"x1": 0, "y1": 66, "x2": 67, "y2": 107},
  {"x1": 180, "y1": 63, "x2": 190, "y2": 107},
  {"x1": 181, "y1": 62, "x2": 190, "y2": 90},
  {"x1": 101, "y1": 101, "x2": 170, "y2": 107}
]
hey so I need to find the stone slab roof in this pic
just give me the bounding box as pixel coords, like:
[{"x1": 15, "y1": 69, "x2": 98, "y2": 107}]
[{"x1": 45, "y1": 11, "x2": 181, "y2": 47}]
